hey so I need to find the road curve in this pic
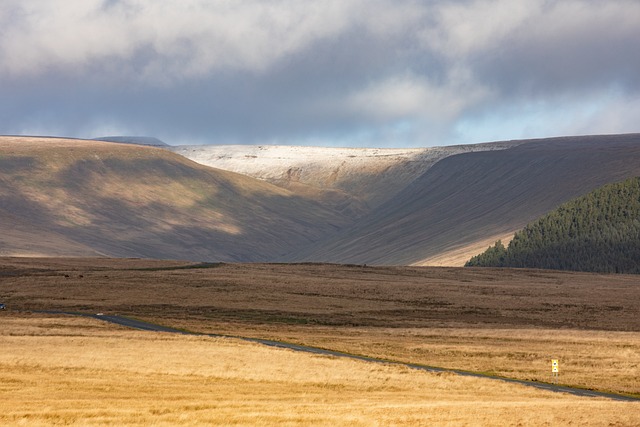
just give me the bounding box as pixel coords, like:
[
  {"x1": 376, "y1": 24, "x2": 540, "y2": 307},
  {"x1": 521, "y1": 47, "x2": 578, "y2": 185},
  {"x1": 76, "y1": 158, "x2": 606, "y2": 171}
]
[{"x1": 44, "y1": 311, "x2": 640, "y2": 402}]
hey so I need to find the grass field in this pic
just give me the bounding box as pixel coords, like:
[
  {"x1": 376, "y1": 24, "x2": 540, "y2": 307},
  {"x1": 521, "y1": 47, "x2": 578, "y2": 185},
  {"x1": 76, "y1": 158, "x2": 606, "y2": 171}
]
[
  {"x1": 1, "y1": 257, "x2": 640, "y2": 424},
  {"x1": 1, "y1": 315, "x2": 639, "y2": 426}
]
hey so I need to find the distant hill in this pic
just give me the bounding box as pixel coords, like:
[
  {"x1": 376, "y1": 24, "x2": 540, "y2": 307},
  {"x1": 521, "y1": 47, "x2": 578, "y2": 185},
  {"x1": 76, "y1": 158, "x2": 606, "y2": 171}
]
[
  {"x1": 466, "y1": 177, "x2": 640, "y2": 273},
  {"x1": 93, "y1": 136, "x2": 169, "y2": 147},
  {"x1": 0, "y1": 136, "x2": 351, "y2": 261},
  {"x1": 4, "y1": 134, "x2": 640, "y2": 265},
  {"x1": 280, "y1": 134, "x2": 640, "y2": 265},
  {"x1": 170, "y1": 142, "x2": 520, "y2": 216}
]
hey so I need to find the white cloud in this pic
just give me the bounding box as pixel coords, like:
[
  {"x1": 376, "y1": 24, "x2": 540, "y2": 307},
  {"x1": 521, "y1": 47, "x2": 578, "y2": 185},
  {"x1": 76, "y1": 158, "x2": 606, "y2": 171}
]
[
  {"x1": 0, "y1": 0, "x2": 430, "y2": 82},
  {"x1": 0, "y1": 1, "x2": 349, "y2": 78},
  {"x1": 570, "y1": 93, "x2": 640, "y2": 137},
  {"x1": 345, "y1": 69, "x2": 491, "y2": 123},
  {"x1": 421, "y1": 0, "x2": 539, "y2": 57}
]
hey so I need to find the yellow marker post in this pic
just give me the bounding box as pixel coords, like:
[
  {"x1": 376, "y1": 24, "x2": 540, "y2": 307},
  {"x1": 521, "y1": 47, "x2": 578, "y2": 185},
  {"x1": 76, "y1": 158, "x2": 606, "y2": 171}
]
[{"x1": 551, "y1": 359, "x2": 559, "y2": 383}]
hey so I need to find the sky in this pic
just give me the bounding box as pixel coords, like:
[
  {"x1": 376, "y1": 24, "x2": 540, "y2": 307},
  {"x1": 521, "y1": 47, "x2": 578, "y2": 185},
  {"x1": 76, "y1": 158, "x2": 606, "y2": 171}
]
[{"x1": 1, "y1": 0, "x2": 639, "y2": 147}]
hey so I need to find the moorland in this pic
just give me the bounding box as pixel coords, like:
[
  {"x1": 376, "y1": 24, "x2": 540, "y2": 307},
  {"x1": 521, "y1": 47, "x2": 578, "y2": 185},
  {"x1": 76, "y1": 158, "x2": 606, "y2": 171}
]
[
  {"x1": 2, "y1": 133, "x2": 640, "y2": 424},
  {"x1": 2, "y1": 257, "x2": 639, "y2": 397},
  {"x1": 4, "y1": 314, "x2": 639, "y2": 426},
  {"x1": 2, "y1": 258, "x2": 639, "y2": 425}
]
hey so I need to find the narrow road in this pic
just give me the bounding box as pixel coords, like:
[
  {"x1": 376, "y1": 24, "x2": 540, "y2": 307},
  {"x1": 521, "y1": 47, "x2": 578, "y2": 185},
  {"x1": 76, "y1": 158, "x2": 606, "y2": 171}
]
[{"x1": 46, "y1": 311, "x2": 640, "y2": 402}]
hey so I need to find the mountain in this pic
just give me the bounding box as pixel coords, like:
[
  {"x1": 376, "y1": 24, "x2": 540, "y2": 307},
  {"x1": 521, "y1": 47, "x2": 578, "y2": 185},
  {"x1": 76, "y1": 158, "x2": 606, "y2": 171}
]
[
  {"x1": 0, "y1": 136, "x2": 351, "y2": 261},
  {"x1": 466, "y1": 177, "x2": 640, "y2": 273},
  {"x1": 170, "y1": 142, "x2": 520, "y2": 217},
  {"x1": 279, "y1": 134, "x2": 640, "y2": 265},
  {"x1": 4, "y1": 134, "x2": 640, "y2": 265}
]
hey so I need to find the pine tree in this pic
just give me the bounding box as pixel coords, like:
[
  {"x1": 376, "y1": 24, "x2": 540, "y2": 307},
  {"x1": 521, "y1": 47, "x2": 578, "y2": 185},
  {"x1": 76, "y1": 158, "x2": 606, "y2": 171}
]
[{"x1": 465, "y1": 177, "x2": 640, "y2": 274}]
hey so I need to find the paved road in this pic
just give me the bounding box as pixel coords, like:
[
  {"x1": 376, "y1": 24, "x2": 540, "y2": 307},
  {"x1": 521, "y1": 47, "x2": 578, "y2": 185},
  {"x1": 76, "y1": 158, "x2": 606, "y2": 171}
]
[{"x1": 45, "y1": 311, "x2": 640, "y2": 402}]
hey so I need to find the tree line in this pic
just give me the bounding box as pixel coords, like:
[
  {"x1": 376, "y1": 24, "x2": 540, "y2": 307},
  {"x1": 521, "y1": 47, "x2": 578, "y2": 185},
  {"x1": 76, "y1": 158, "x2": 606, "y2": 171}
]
[{"x1": 465, "y1": 177, "x2": 640, "y2": 274}]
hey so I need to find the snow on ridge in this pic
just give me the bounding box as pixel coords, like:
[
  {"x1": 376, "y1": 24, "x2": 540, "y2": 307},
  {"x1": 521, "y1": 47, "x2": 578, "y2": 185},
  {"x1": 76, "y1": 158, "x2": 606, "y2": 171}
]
[
  {"x1": 170, "y1": 142, "x2": 516, "y2": 182},
  {"x1": 169, "y1": 142, "x2": 521, "y2": 210},
  {"x1": 171, "y1": 144, "x2": 429, "y2": 180}
]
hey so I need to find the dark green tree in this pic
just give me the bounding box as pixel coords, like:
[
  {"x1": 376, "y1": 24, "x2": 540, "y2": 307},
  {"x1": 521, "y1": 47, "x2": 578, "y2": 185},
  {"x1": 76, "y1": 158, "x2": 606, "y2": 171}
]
[{"x1": 465, "y1": 177, "x2": 640, "y2": 274}]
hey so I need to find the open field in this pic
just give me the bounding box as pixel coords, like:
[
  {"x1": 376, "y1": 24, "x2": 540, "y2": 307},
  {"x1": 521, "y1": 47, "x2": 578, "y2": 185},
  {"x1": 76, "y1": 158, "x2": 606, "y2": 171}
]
[
  {"x1": 1, "y1": 257, "x2": 640, "y2": 398},
  {"x1": 1, "y1": 315, "x2": 639, "y2": 426}
]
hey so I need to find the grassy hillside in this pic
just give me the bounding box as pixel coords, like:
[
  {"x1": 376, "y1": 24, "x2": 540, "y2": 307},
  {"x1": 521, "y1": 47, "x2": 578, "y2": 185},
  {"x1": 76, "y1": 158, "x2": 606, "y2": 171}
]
[
  {"x1": 466, "y1": 177, "x2": 640, "y2": 273},
  {"x1": 5, "y1": 134, "x2": 640, "y2": 265},
  {"x1": 171, "y1": 141, "x2": 520, "y2": 215},
  {"x1": 284, "y1": 134, "x2": 640, "y2": 265},
  {"x1": 0, "y1": 136, "x2": 352, "y2": 261}
]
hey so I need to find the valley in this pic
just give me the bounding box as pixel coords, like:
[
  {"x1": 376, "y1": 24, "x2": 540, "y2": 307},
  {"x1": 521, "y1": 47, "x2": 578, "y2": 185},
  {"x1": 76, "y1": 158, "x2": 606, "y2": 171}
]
[
  {"x1": 3, "y1": 133, "x2": 640, "y2": 266},
  {"x1": 2, "y1": 134, "x2": 640, "y2": 424},
  {"x1": 281, "y1": 134, "x2": 640, "y2": 265}
]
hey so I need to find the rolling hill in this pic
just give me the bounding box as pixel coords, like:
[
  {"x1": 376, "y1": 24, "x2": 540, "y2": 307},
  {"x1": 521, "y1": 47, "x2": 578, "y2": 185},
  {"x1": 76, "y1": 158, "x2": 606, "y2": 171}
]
[
  {"x1": 170, "y1": 141, "x2": 520, "y2": 217},
  {"x1": 93, "y1": 136, "x2": 169, "y2": 147},
  {"x1": 0, "y1": 136, "x2": 352, "y2": 261},
  {"x1": 279, "y1": 134, "x2": 640, "y2": 265},
  {"x1": 3, "y1": 134, "x2": 640, "y2": 265}
]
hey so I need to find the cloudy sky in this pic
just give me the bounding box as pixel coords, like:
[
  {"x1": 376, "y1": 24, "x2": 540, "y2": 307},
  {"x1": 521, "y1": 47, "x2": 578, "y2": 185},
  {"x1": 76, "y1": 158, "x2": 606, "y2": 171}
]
[{"x1": 1, "y1": 0, "x2": 639, "y2": 147}]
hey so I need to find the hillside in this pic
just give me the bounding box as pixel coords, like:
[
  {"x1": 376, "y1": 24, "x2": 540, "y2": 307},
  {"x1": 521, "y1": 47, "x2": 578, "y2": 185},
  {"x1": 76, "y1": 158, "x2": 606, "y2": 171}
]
[
  {"x1": 0, "y1": 136, "x2": 352, "y2": 261},
  {"x1": 4, "y1": 134, "x2": 640, "y2": 265},
  {"x1": 466, "y1": 177, "x2": 640, "y2": 273},
  {"x1": 170, "y1": 142, "x2": 520, "y2": 216},
  {"x1": 281, "y1": 134, "x2": 640, "y2": 265}
]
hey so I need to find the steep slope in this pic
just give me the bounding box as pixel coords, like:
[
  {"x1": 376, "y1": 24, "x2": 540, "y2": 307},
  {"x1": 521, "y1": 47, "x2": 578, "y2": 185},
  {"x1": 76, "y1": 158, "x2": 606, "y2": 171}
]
[
  {"x1": 466, "y1": 177, "x2": 640, "y2": 273},
  {"x1": 0, "y1": 136, "x2": 352, "y2": 261},
  {"x1": 170, "y1": 142, "x2": 520, "y2": 216},
  {"x1": 283, "y1": 134, "x2": 640, "y2": 265}
]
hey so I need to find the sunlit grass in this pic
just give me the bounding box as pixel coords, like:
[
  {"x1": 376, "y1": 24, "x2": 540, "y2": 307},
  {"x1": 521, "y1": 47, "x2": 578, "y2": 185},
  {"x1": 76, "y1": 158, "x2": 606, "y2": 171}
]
[
  {"x1": 165, "y1": 321, "x2": 640, "y2": 396},
  {"x1": 1, "y1": 316, "x2": 638, "y2": 426}
]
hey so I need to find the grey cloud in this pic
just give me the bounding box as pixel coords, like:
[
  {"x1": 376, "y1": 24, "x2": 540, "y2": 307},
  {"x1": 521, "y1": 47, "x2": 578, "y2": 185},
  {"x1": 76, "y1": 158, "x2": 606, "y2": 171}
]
[
  {"x1": 1, "y1": 0, "x2": 639, "y2": 147},
  {"x1": 468, "y1": 1, "x2": 640, "y2": 99}
]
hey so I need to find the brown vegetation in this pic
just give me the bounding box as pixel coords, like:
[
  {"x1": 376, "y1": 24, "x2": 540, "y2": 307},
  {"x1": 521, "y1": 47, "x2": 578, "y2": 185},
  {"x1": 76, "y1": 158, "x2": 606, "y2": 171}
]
[
  {"x1": 4, "y1": 135, "x2": 640, "y2": 266},
  {"x1": 0, "y1": 136, "x2": 352, "y2": 261},
  {"x1": 2, "y1": 258, "x2": 639, "y2": 396},
  {"x1": 1, "y1": 315, "x2": 638, "y2": 426}
]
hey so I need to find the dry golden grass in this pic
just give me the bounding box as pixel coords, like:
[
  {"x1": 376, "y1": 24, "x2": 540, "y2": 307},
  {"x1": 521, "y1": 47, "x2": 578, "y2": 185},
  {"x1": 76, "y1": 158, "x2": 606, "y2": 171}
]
[
  {"x1": 208, "y1": 325, "x2": 640, "y2": 396},
  {"x1": 1, "y1": 315, "x2": 639, "y2": 426},
  {"x1": 3, "y1": 259, "x2": 640, "y2": 396}
]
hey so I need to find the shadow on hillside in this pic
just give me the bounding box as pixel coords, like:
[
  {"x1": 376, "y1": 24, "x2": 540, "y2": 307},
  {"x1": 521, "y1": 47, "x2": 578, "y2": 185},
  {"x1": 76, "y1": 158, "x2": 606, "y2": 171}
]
[{"x1": 1, "y1": 154, "x2": 353, "y2": 261}]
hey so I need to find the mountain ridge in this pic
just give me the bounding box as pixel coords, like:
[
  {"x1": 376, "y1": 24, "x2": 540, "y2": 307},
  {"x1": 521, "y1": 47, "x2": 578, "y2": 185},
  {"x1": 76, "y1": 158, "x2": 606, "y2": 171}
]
[
  {"x1": 280, "y1": 133, "x2": 640, "y2": 265},
  {"x1": 0, "y1": 136, "x2": 352, "y2": 261},
  {"x1": 3, "y1": 133, "x2": 640, "y2": 266},
  {"x1": 170, "y1": 140, "x2": 522, "y2": 215}
]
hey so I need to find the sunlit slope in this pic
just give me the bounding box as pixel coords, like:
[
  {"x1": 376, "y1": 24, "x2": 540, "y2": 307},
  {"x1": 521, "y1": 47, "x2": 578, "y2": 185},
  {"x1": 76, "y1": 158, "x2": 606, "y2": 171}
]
[
  {"x1": 0, "y1": 136, "x2": 351, "y2": 261},
  {"x1": 285, "y1": 134, "x2": 640, "y2": 265}
]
